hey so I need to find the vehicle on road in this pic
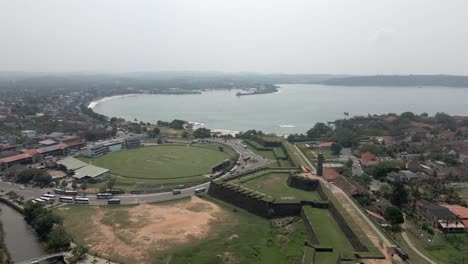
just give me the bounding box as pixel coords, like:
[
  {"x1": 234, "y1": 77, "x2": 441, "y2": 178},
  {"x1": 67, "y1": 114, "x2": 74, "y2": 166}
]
[
  {"x1": 108, "y1": 198, "x2": 121, "y2": 205},
  {"x1": 39, "y1": 196, "x2": 54, "y2": 204},
  {"x1": 59, "y1": 196, "x2": 74, "y2": 203},
  {"x1": 194, "y1": 187, "x2": 206, "y2": 194},
  {"x1": 42, "y1": 193, "x2": 56, "y2": 199},
  {"x1": 96, "y1": 193, "x2": 113, "y2": 199},
  {"x1": 74, "y1": 197, "x2": 89, "y2": 204},
  {"x1": 172, "y1": 189, "x2": 181, "y2": 195},
  {"x1": 64, "y1": 190, "x2": 78, "y2": 196},
  {"x1": 54, "y1": 188, "x2": 64, "y2": 194}
]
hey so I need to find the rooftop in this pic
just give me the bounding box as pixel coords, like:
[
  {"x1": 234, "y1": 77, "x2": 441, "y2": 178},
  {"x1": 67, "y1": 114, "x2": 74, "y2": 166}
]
[
  {"x1": 56, "y1": 157, "x2": 87, "y2": 171},
  {"x1": 73, "y1": 164, "x2": 109, "y2": 179}
]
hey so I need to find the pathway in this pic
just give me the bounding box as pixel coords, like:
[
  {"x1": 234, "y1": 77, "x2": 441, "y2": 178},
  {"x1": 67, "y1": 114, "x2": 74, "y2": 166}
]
[{"x1": 401, "y1": 222, "x2": 438, "y2": 264}]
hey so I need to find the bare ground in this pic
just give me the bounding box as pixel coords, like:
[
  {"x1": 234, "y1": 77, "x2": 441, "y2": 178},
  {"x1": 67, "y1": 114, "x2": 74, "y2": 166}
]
[{"x1": 84, "y1": 196, "x2": 227, "y2": 263}]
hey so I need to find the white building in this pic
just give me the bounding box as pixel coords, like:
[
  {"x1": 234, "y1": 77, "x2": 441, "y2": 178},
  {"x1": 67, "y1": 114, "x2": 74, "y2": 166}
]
[{"x1": 21, "y1": 130, "x2": 37, "y2": 139}]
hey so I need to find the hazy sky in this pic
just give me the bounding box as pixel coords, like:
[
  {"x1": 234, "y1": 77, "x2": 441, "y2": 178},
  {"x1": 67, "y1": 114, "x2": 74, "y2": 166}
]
[{"x1": 2, "y1": 0, "x2": 468, "y2": 74}]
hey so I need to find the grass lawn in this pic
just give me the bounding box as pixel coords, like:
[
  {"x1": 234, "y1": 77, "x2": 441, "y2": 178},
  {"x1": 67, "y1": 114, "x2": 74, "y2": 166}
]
[
  {"x1": 86, "y1": 145, "x2": 230, "y2": 179},
  {"x1": 457, "y1": 187, "x2": 468, "y2": 199},
  {"x1": 303, "y1": 206, "x2": 354, "y2": 263},
  {"x1": 243, "y1": 141, "x2": 276, "y2": 160},
  {"x1": 56, "y1": 196, "x2": 309, "y2": 264},
  {"x1": 236, "y1": 172, "x2": 321, "y2": 202},
  {"x1": 403, "y1": 220, "x2": 468, "y2": 264}
]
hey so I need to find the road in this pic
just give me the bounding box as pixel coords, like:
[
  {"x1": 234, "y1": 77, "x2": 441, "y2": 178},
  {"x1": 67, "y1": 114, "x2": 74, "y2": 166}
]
[
  {"x1": 401, "y1": 220, "x2": 438, "y2": 264},
  {"x1": 0, "y1": 139, "x2": 274, "y2": 206}
]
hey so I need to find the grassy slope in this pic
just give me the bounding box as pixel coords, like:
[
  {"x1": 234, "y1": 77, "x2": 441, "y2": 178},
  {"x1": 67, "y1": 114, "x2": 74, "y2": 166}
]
[
  {"x1": 55, "y1": 197, "x2": 309, "y2": 264},
  {"x1": 321, "y1": 186, "x2": 382, "y2": 257},
  {"x1": 402, "y1": 220, "x2": 468, "y2": 264},
  {"x1": 236, "y1": 172, "x2": 321, "y2": 202}
]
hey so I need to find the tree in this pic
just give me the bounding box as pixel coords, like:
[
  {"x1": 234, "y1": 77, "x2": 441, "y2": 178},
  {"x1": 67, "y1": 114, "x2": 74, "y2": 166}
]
[
  {"x1": 70, "y1": 245, "x2": 88, "y2": 263},
  {"x1": 107, "y1": 176, "x2": 117, "y2": 192},
  {"x1": 218, "y1": 146, "x2": 224, "y2": 152},
  {"x1": 384, "y1": 206, "x2": 404, "y2": 231},
  {"x1": 306, "y1": 123, "x2": 331, "y2": 139},
  {"x1": 71, "y1": 182, "x2": 78, "y2": 191},
  {"x1": 390, "y1": 180, "x2": 408, "y2": 208},
  {"x1": 181, "y1": 131, "x2": 189, "y2": 138},
  {"x1": 60, "y1": 180, "x2": 68, "y2": 189},
  {"x1": 46, "y1": 227, "x2": 72, "y2": 252},
  {"x1": 333, "y1": 127, "x2": 359, "y2": 147},
  {"x1": 193, "y1": 128, "x2": 211, "y2": 139},
  {"x1": 150, "y1": 127, "x2": 160, "y2": 138},
  {"x1": 80, "y1": 182, "x2": 88, "y2": 196},
  {"x1": 330, "y1": 143, "x2": 343, "y2": 155}
]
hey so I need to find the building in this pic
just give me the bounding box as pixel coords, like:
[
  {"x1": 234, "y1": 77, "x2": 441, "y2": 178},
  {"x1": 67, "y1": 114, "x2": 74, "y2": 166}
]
[
  {"x1": 359, "y1": 152, "x2": 378, "y2": 166},
  {"x1": 416, "y1": 199, "x2": 461, "y2": 232},
  {"x1": 82, "y1": 135, "x2": 143, "y2": 158},
  {"x1": 73, "y1": 164, "x2": 109, "y2": 182},
  {"x1": 318, "y1": 142, "x2": 334, "y2": 148},
  {"x1": 125, "y1": 136, "x2": 143, "y2": 149},
  {"x1": 56, "y1": 157, "x2": 88, "y2": 172},
  {"x1": 21, "y1": 130, "x2": 37, "y2": 139},
  {"x1": 440, "y1": 204, "x2": 468, "y2": 231},
  {"x1": 399, "y1": 170, "x2": 418, "y2": 183}
]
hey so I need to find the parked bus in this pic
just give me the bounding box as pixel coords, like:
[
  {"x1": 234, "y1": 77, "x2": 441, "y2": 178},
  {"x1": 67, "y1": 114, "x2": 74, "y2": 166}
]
[
  {"x1": 108, "y1": 199, "x2": 121, "y2": 205},
  {"x1": 39, "y1": 196, "x2": 54, "y2": 204},
  {"x1": 54, "y1": 189, "x2": 64, "y2": 194},
  {"x1": 59, "y1": 196, "x2": 74, "y2": 203},
  {"x1": 172, "y1": 189, "x2": 181, "y2": 195},
  {"x1": 74, "y1": 197, "x2": 89, "y2": 204},
  {"x1": 194, "y1": 187, "x2": 206, "y2": 194},
  {"x1": 96, "y1": 193, "x2": 113, "y2": 199},
  {"x1": 34, "y1": 198, "x2": 46, "y2": 204},
  {"x1": 64, "y1": 190, "x2": 78, "y2": 196},
  {"x1": 42, "y1": 193, "x2": 56, "y2": 199}
]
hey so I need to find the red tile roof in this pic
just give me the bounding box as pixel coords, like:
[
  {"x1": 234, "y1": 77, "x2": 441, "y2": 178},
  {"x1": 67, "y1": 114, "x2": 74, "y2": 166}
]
[
  {"x1": 323, "y1": 168, "x2": 340, "y2": 181},
  {"x1": 439, "y1": 130, "x2": 457, "y2": 138},
  {"x1": 360, "y1": 152, "x2": 377, "y2": 165},
  {"x1": 21, "y1": 149, "x2": 39, "y2": 156},
  {"x1": 440, "y1": 204, "x2": 468, "y2": 219},
  {"x1": 319, "y1": 142, "x2": 334, "y2": 148},
  {"x1": 0, "y1": 153, "x2": 31, "y2": 163}
]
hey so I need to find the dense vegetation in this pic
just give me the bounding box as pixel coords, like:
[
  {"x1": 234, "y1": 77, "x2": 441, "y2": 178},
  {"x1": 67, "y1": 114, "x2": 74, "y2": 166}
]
[{"x1": 24, "y1": 202, "x2": 71, "y2": 252}]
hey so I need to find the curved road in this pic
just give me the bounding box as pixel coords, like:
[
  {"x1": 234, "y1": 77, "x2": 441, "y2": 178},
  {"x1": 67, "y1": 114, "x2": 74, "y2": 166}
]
[
  {"x1": 0, "y1": 139, "x2": 274, "y2": 206},
  {"x1": 401, "y1": 221, "x2": 438, "y2": 264}
]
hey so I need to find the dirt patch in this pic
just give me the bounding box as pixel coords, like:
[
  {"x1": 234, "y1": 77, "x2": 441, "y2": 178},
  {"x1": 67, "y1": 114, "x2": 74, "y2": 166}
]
[
  {"x1": 85, "y1": 196, "x2": 227, "y2": 263},
  {"x1": 47, "y1": 170, "x2": 66, "y2": 179}
]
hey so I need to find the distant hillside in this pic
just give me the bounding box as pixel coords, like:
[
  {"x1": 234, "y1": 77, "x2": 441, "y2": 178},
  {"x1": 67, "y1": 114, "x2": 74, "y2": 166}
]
[{"x1": 323, "y1": 75, "x2": 468, "y2": 87}]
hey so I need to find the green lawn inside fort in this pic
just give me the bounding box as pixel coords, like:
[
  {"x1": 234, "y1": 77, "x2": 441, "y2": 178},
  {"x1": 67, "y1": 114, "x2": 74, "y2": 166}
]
[
  {"x1": 234, "y1": 171, "x2": 321, "y2": 202},
  {"x1": 80, "y1": 143, "x2": 236, "y2": 192}
]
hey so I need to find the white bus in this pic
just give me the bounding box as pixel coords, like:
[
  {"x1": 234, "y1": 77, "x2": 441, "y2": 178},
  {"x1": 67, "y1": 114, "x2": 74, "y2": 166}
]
[
  {"x1": 64, "y1": 190, "x2": 78, "y2": 196},
  {"x1": 96, "y1": 193, "x2": 113, "y2": 199},
  {"x1": 74, "y1": 197, "x2": 89, "y2": 204},
  {"x1": 108, "y1": 199, "x2": 121, "y2": 205},
  {"x1": 194, "y1": 187, "x2": 206, "y2": 194},
  {"x1": 54, "y1": 189, "x2": 64, "y2": 194},
  {"x1": 39, "y1": 197, "x2": 54, "y2": 204},
  {"x1": 42, "y1": 194, "x2": 56, "y2": 199},
  {"x1": 34, "y1": 198, "x2": 47, "y2": 204},
  {"x1": 59, "y1": 196, "x2": 74, "y2": 203}
]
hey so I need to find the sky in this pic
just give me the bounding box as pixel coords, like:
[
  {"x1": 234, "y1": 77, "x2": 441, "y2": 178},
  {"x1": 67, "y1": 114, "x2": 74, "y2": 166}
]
[{"x1": 1, "y1": 0, "x2": 468, "y2": 74}]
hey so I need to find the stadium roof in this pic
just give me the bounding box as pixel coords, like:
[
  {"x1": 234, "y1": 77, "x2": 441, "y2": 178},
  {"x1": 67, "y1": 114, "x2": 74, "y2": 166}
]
[
  {"x1": 56, "y1": 157, "x2": 87, "y2": 171},
  {"x1": 73, "y1": 164, "x2": 109, "y2": 179}
]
